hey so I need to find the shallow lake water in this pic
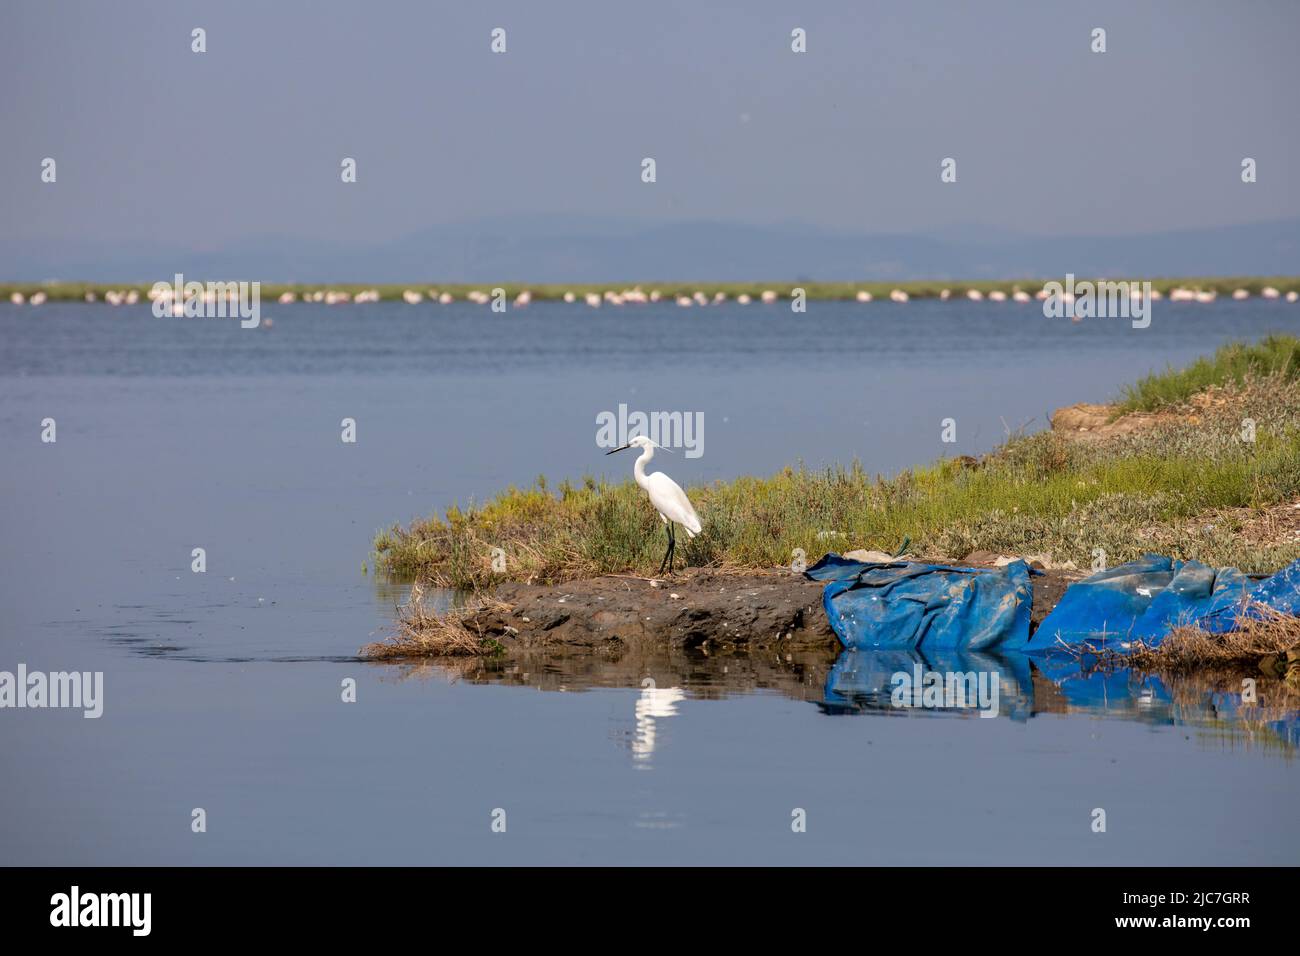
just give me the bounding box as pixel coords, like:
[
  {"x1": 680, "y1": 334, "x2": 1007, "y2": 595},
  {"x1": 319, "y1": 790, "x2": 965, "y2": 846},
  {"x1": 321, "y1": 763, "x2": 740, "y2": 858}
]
[{"x1": 2, "y1": 298, "x2": 1298, "y2": 864}]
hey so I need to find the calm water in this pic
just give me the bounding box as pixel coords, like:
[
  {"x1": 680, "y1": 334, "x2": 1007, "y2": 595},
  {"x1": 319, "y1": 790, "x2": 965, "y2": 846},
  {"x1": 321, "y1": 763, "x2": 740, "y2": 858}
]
[{"x1": 2, "y1": 298, "x2": 1298, "y2": 865}]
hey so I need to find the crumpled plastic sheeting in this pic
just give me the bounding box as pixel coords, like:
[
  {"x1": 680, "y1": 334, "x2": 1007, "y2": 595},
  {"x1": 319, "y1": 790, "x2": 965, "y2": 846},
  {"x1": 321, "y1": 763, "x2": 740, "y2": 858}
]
[
  {"x1": 805, "y1": 554, "x2": 1035, "y2": 652},
  {"x1": 1028, "y1": 554, "x2": 1298, "y2": 650},
  {"x1": 1199, "y1": 557, "x2": 1300, "y2": 633}
]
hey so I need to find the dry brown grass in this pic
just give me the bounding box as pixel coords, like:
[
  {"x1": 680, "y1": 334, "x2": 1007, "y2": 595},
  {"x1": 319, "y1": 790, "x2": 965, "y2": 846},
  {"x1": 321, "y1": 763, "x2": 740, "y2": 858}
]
[
  {"x1": 1130, "y1": 608, "x2": 1300, "y2": 673},
  {"x1": 1065, "y1": 605, "x2": 1300, "y2": 675},
  {"x1": 362, "y1": 584, "x2": 513, "y2": 660}
]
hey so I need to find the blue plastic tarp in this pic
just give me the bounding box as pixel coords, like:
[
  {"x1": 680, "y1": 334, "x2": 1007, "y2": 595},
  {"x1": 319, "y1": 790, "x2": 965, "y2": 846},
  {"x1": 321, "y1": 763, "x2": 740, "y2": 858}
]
[
  {"x1": 805, "y1": 554, "x2": 1035, "y2": 652},
  {"x1": 1027, "y1": 554, "x2": 1300, "y2": 651},
  {"x1": 1200, "y1": 557, "x2": 1300, "y2": 633},
  {"x1": 806, "y1": 552, "x2": 1300, "y2": 655}
]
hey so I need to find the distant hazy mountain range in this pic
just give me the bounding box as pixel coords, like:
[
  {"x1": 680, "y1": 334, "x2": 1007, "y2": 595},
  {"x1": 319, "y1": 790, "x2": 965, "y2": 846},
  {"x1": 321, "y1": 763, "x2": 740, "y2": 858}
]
[{"x1": 5, "y1": 216, "x2": 1298, "y2": 283}]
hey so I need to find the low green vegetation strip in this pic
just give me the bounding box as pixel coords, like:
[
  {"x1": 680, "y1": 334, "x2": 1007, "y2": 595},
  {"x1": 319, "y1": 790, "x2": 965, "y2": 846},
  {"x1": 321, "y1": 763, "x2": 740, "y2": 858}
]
[
  {"x1": 374, "y1": 338, "x2": 1300, "y2": 590},
  {"x1": 4, "y1": 276, "x2": 1300, "y2": 302}
]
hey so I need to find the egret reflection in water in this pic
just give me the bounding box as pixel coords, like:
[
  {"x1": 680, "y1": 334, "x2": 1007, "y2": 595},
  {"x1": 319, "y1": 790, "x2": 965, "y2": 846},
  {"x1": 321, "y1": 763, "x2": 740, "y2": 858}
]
[{"x1": 632, "y1": 678, "x2": 685, "y2": 763}]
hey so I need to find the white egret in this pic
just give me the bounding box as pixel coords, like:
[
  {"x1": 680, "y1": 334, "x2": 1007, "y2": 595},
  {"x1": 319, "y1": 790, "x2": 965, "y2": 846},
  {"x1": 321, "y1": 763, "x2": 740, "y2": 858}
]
[{"x1": 606, "y1": 436, "x2": 701, "y2": 574}]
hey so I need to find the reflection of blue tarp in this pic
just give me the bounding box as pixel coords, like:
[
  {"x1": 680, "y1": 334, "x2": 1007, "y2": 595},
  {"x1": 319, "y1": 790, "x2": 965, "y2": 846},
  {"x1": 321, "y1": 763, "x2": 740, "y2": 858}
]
[
  {"x1": 1032, "y1": 649, "x2": 1173, "y2": 717},
  {"x1": 1027, "y1": 555, "x2": 1300, "y2": 651},
  {"x1": 822, "y1": 647, "x2": 1034, "y2": 720},
  {"x1": 806, "y1": 555, "x2": 1034, "y2": 651},
  {"x1": 819, "y1": 646, "x2": 1300, "y2": 749}
]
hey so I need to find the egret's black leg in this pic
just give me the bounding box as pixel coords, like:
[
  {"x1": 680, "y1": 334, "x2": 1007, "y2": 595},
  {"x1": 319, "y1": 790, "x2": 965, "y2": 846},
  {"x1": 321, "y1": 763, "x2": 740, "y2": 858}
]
[
  {"x1": 658, "y1": 522, "x2": 672, "y2": 575},
  {"x1": 667, "y1": 522, "x2": 676, "y2": 572}
]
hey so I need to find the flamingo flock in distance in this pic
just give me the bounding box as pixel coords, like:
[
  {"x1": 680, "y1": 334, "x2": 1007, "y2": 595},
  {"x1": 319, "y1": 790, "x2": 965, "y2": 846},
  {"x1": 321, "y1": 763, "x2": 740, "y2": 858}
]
[{"x1": 6, "y1": 284, "x2": 1300, "y2": 308}]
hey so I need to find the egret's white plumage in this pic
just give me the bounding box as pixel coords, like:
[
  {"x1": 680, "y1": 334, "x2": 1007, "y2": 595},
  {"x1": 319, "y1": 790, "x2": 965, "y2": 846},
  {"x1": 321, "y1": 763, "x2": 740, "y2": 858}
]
[
  {"x1": 631, "y1": 440, "x2": 701, "y2": 535},
  {"x1": 607, "y1": 435, "x2": 701, "y2": 572}
]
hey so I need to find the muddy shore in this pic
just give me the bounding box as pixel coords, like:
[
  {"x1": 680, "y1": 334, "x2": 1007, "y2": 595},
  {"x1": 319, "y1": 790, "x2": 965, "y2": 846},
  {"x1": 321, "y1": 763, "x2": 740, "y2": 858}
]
[{"x1": 366, "y1": 558, "x2": 1079, "y2": 664}]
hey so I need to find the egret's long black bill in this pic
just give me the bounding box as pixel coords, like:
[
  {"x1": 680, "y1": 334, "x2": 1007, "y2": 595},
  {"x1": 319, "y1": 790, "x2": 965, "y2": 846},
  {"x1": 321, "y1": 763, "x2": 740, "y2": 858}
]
[{"x1": 605, "y1": 444, "x2": 633, "y2": 455}]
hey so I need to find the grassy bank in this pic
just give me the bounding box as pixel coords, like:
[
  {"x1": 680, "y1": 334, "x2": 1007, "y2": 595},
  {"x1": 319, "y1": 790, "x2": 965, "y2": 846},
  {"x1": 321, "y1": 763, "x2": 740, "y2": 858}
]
[
  {"x1": 374, "y1": 337, "x2": 1300, "y2": 590},
  {"x1": 4, "y1": 276, "x2": 1300, "y2": 303},
  {"x1": 1117, "y1": 334, "x2": 1300, "y2": 413}
]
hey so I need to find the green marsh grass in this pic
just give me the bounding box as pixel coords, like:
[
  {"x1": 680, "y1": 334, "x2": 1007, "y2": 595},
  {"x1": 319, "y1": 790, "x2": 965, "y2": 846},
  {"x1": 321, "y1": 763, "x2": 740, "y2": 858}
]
[
  {"x1": 375, "y1": 342, "x2": 1300, "y2": 589},
  {"x1": 1117, "y1": 334, "x2": 1300, "y2": 414}
]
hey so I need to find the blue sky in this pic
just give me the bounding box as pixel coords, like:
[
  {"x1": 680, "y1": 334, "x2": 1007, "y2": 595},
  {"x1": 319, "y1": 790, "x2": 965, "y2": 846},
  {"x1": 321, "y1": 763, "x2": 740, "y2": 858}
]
[{"x1": 3, "y1": 0, "x2": 1297, "y2": 245}]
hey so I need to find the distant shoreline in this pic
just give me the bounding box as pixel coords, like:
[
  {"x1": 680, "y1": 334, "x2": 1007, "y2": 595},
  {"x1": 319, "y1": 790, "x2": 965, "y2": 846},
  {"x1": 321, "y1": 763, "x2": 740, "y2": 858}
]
[{"x1": 4, "y1": 276, "x2": 1300, "y2": 304}]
